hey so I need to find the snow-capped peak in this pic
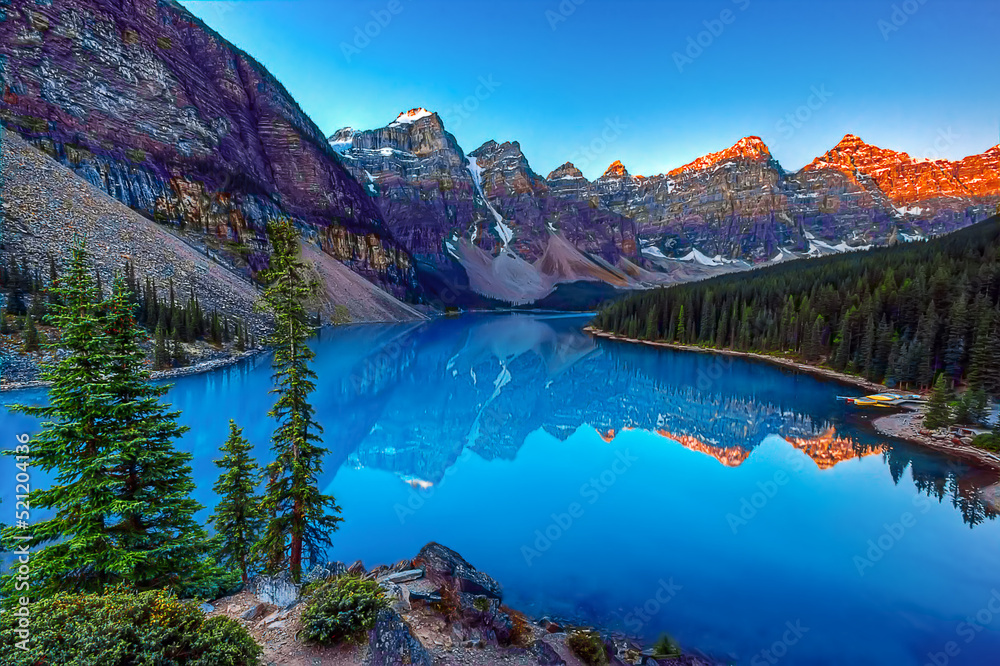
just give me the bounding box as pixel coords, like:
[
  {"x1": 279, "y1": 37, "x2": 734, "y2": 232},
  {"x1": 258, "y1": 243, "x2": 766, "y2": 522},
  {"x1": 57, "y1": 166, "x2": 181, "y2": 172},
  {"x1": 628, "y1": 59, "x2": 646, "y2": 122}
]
[{"x1": 390, "y1": 108, "x2": 434, "y2": 126}]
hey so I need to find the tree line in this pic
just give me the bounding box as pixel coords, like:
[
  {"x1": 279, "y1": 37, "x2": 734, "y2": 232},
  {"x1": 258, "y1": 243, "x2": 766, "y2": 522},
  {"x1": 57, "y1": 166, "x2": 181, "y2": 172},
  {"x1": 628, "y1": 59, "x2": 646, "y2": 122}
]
[
  {"x1": 594, "y1": 216, "x2": 1000, "y2": 404},
  {"x1": 1, "y1": 254, "x2": 254, "y2": 366}
]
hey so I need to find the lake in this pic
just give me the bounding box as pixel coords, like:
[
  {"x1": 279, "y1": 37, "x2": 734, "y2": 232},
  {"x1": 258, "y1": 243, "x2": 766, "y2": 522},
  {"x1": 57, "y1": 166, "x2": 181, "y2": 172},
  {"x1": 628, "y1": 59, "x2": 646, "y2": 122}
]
[{"x1": 3, "y1": 313, "x2": 1000, "y2": 665}]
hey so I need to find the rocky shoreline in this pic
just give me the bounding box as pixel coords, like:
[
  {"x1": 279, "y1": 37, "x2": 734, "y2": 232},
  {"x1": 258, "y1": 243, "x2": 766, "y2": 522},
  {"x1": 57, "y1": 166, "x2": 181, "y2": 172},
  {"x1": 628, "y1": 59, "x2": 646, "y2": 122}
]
[
  {"x1": 206, "y1": 542, "x2": 714, "y2": 666},
  {"x1": 585, "y1": 327, "x2": 1000, "y2": 475},
  {"x1": 1, "y1": 345, "x2": 268, "y2": 393},
  {"x1": 871, "y1": 410, "x2": 1000, "y2": 473}
]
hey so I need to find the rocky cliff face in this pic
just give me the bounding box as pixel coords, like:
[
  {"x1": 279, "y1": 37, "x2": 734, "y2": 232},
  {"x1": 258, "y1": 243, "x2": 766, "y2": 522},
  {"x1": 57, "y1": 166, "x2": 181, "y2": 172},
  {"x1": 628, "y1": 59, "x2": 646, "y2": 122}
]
[
  {"x1": 598, "y1": 134, "x2": 998, "y2": 263},
  {"x1": 333, "y1": 109, "x2": 640, "y2": 306},
  {"x1": 0, "y1": 0, "x2": 415, "y2": 297},
  {"x1": 799, "y1": 134, "x2": 1000, "y2": 237}
]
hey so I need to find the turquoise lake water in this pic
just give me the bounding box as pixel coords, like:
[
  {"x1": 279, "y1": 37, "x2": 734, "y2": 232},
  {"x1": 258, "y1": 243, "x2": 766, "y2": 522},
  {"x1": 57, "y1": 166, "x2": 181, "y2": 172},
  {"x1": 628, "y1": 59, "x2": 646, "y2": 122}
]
[{"x1": 3, "y1": 313, "x2": 1000, "y2": 665}]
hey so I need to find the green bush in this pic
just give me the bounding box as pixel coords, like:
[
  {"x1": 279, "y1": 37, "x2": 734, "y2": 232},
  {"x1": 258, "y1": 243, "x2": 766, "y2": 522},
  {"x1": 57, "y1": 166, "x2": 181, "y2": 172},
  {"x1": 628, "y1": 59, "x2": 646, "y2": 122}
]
[
  {"x1": 566, "y1": 629, "x2": 609, "y2": 666},
  {"x1": 0, "y1": 588, "x2": 261, "y2": 665},
  {"x1": 973, "y1": 433, "x2": 1000, "y2": 452},
  {"x1": 652, "y1": 633, "x2": 682, "y2": 659},
  {"x1": 299, "y1": 575, "x2": 388, "y2": 645}
]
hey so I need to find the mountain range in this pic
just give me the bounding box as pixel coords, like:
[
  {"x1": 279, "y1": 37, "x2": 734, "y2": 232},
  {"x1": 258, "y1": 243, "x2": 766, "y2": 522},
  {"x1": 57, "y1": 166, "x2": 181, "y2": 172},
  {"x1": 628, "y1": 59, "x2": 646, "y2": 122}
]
[
  {"x1": 1, "y1": 0, "x2": 998, "y2": 314},
  {"x1": 333, "y1": 109, "x2": 1000, "y2": 306}
]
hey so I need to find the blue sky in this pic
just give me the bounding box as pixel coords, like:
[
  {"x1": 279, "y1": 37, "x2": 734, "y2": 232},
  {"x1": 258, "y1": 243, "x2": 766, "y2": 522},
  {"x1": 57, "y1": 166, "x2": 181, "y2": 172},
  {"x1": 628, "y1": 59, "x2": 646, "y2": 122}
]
[{"x1": 179, "y1": 0, "x2": 999, "y2": 179}]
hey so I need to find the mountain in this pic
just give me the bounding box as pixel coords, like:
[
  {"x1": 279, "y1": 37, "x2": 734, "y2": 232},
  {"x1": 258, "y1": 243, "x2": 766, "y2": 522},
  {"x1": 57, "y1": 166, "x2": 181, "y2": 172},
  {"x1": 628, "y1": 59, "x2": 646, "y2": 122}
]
[
  {"x1": 1, "y1": 127, "x2": 269, "y2": 341},
  {"x1": 336, "y1": 108, "x2": 999, "y2": 307},
  {"x1": 0, "y1": 128, "x2": 421, "y2": 330},
  {"x1": 333, "y1": 109, "x2": 642, "y2": 307},
  {"x1": 602, "y1": 135, "x2": 999, "y2": 263},
  {"x1": 801, "y1": 133, "x2": 1000, "y2": 228},
  {"x1": 0, "y1": 0, "x2": 416, "y2": 302}
]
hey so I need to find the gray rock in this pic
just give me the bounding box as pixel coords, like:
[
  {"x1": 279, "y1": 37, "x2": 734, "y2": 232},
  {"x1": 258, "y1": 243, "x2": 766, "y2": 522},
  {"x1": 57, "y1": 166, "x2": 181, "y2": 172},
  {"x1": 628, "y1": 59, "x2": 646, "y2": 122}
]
[
  {"x1": 304, "y1": 561, "x2": 349, "y2": 584},
  {"x1": 199, "y1": 603, "x2": 214, "y2": 614},
  {"x1": 248, "y1": 573, "x2": 301, "y2": 608},
  {"x1": 414, "y1": 542, "x2": 503, "y2": 599},
  {"x1": 381, "y1": 568, "x2": 424, "y2": 584},
  {"x1": 533, "y1": 640, "x2": 566, "y2": 665},
  {"x1": 240, "y1": 604, "x2": 269, "y2": 621},
  {"x1": 365, "y1": 608, "x2": 433, "y2": 666}
]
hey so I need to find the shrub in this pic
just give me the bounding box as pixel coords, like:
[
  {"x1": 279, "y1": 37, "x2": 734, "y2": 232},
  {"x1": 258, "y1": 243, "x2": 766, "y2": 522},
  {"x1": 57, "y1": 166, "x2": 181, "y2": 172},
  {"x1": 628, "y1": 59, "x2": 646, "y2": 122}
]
[
  {"x1": 299, "y1": 575, "x2": 388, "y2": 645},
  {"x1": 652, "y1": 633, "x2": 682, "y2": 659},
  {"x1": 567, "y1": 629, "x2": 609, "y2": 666},
  {"x1": 431, "y1": 580, "x2": 461, "y2": 622},
  {"x1": 0, "y1": 588, "x2": 261, "y2": 666},
  {"x1": 973, "y1": 433, "x2": 1000, "y2": 452},
  {"x1": 505, "y1": 607, "x2": 533, "y2": 648}
]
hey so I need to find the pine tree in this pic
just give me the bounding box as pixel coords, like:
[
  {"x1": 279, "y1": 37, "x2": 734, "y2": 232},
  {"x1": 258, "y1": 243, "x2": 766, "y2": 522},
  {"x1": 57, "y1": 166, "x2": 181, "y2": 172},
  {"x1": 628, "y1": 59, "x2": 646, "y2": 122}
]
[
  {"x1": 2, "y1": 242, "x2": 111, "y2": 597},
  {"x1": 645, "y1": 305, "x2": 659, "y2": 341},
  {"x1": 210, "y1": 421, "x2": 265, "y2": 585},
  {"x1": 858, "y1": 314, "x2": 876, "y2": 378},
  {"x1": 254, "y1": 220, "x2": 342, "y2": 582},
  {"x1": 99, "y1": 277, "x2": 225, "y2": 594},
  {"x1": 955, "y1": 389, "x2": 988, "y2": 426},
  {"x1": 832, "y1": 313, "x2": 853, "y2": 371},
  {"x1": 235, "y1": 320, "x2": 246, "y2": 352},
  {"x1": 2, "y1": 246, "x2": 228, "y2": 598},
  {"x1": 22, "y1": 313, "x2": 39, "y2": 352},
  {"x1": 153, "y1": 325, "x2": 169, "y2": 370},
  {"x1": 171, "y1": 328, "x2": 187, "y2": 367},
  {"x1": 924, "y1": 374, "x2": 954, "y2": 430}
]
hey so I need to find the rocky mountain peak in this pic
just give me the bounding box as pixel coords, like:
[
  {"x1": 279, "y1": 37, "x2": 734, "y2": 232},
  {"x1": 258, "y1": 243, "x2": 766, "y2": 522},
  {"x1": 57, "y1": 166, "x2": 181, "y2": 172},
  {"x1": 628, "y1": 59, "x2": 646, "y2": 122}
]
[
  {"x1": 668, "y1": 136, "x2": 772, "y2": 176},
  {"x1": 328, "y1": 127, "x2": 357, "y2": 154},
  {"x1": 390, "y1": 108, "x2": 436, "y2": 127},
  {"x1": 602, "y1": 160, "x2": 630, "y2": 179},
  {"x1": 803, "y1": 134, "x2": 1000, "y2": 205},
  {"x1": 805, "y1": 134, "x2": 906, "y2": 172},
  {"x1": 547, "y1": 162, "x2": 587, "y2": 181}
]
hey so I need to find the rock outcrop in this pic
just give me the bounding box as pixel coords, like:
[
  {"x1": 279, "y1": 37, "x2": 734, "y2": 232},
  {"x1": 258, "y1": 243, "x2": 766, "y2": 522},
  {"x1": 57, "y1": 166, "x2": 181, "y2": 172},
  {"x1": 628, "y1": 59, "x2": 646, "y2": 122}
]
[
  {"x1": 0, "y1": 0, "x2": 416, "y2": 297},
  {"x1": 213, "y1": 542, "x2": 714, "y2": 665}
]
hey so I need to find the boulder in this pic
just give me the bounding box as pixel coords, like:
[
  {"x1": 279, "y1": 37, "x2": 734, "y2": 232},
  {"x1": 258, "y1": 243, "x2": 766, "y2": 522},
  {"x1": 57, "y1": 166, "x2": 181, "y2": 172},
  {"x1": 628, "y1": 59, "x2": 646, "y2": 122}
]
[
  {"x1": 413, "y1": 542, "x2": 503, "y2": 599},
  {"x1": 247, "y1": 573, "x2": 301, "y2": 608},
  {"x1": 381, "y1": 568, "x2": 425, "y2": 584},
  {"x1": 390, "y1": 559, "x2": 416, "y2": 573},
  {"x1": 369, "y1": 564, "x2": 391, "y2": 579},
  {"x1": 534, "y1": 639, "x2": 567, "y2": 665},
  {"x1": 365, "y1": 608, "x2": 433, "y2": 666},
  {"x1": 348, "y1": 560, "x2": 367, "y2": 576},
  {"x1": 240, "y1": 603, "x2": 272, "y2": 621},
  {"x1": 304, "y1": 561, "x2": 349, "y2": 583}
]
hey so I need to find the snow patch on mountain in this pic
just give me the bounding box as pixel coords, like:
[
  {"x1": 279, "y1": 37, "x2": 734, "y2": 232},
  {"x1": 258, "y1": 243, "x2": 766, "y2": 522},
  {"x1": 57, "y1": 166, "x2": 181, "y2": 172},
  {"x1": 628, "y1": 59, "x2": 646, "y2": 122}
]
[
  {"x1": 680, "y1": 248, "x2": 726, "y2": 266},
  {"x1": 390, "y1": 108, "x2": 434, "y2": 126},
  {"x1": 467, "y1": 155, "x2": 514, "y2": 249}
]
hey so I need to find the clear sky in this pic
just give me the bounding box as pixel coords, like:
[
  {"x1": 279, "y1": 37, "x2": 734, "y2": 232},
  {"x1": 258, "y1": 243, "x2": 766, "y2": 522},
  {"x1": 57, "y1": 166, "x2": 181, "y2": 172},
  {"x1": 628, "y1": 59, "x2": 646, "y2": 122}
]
[{"x1": 179, "y1": 0, "x2": 999, "y2": 179}]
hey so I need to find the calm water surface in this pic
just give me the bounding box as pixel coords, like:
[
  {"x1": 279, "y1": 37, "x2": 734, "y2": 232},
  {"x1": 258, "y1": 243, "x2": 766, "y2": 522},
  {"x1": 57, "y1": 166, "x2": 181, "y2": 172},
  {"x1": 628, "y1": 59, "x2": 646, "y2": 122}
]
[{"x1": 3, "y1": 314, "x2": 1000, "y2": 665}]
